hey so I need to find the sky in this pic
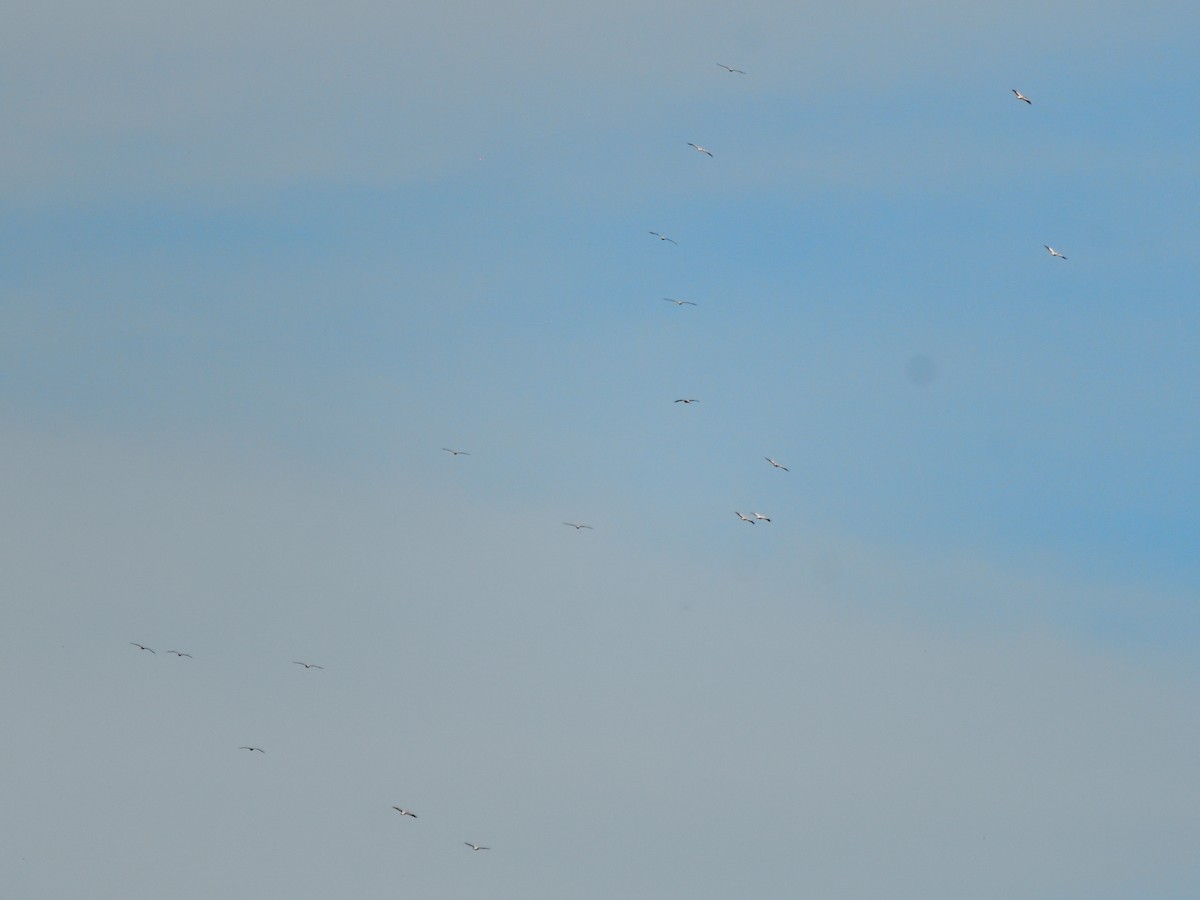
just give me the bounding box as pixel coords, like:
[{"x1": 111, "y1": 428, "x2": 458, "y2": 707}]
[{"x1": 2, "y1": 1, "x2": 1199, "y2": 897}]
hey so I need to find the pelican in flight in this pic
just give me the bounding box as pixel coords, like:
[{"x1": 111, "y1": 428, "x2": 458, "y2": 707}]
[
  {"x1": 1044, "y1": 245, "x2": 1068, "y2": 259},
  {"x1": 664, "y1": 297, "x2": 697, "y2": 306},
  {"x1": 563, "y1": 522, "x2": 594, "y2": 530},
  {"x1": 238, "y1": 746, "x2": 265, "y2": 753},
  {"x1": 464, "y1": 843, "x2": 490, "y2": 851},
  {"x1": 649, "y1": 231, "x2": 678, "y2": 244},
  {"x1": 735, "y1": 511, "x2": 756, "y2": 524},
  {"x1": 765, "y1": 457, "x2": 789, "y2": 471},
  {"x1": 292, "y1": 661, "x2": 323, "y2": 669},
  {"x1": 687, "y1": 142, "x2": 713, "y2": 157},
  {"x1": 716, "y1": 63, "x2": 746, "y2": 74},
  {"x1": 1012, "y1": 89, "x2": 1032, "y2": 104},
  {"x1": 129, "y1": 642, "x2": 155, "y2": 654},
  {"x1": 674, "y1": 398, "x2": 698, "y2": 404},
  {"x1": 750, "y1": 512, "x2": 771, "y2": 523},
  {"x1": 442, "y1": 447, "x2": 470, "y2": 456},
  {"x1": 392, "y1": 807, "x2": 418, "y2": 818},
  {"x1": 166, "y1": 650, "x2": 192, "y2": 658}
]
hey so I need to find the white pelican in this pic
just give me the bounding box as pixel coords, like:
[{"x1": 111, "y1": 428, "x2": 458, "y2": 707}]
[
  {"x1": 166, "y1": 650, "x2": 192, "y2": 658},
  {"x1": 129, "y1": 642, "x2": 155, "y2": 654},
  {"x1": 674, "y1": 398, "x2": 698, "y2": 404},
  {"x1": 750, "y1": 512, "x2": 771, "y2": 522},
  {"x1": 1044, "y1": 245, "x2": 1068, "y2": 259},
  {"x1": 563, "y1": 522, "x2": 594, "y2": 530},
  {"x1": 716, "y1": 63, "x2": 746, "y2": 74},
  {"x1": 442, "y1": 447, "x2": 470, "y2": 456},
  {"x1": 735, "y1": 511, "x2": 755, "y2": 524},
  {"x1": 464, "y1": 843, "x2": 490, "y2": 851},
  {"x1": 765, "y1": 457, "x2": 788, "y2": 471},
  {"x1": 238, "y1": 746, "x2": 265, "y2": 753},
  {"x1": 292, "y1": 661, "x2": 324, "y2": 669},
  {"x1": 649, "y1": 231, "x2": 678, "y2": 244},
  {"x1": 664, "y1": 298, "x2": 697, "y2": 306},
  {"x1": 392, "y1": 807, "x2": 418, "y2": 818},
  {"x1": 1012, "y1": 89, "x2": 1032, "y2": 104},
  {"x1": 687, "y1": 142, "x2": 714, "y2": 157}
]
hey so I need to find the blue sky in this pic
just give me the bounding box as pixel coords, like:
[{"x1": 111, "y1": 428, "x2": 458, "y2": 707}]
[{"x1": 3, "y1": 2, "x2": 1199, "y2": 898}]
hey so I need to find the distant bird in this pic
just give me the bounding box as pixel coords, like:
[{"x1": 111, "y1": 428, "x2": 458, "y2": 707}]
[
  {"x1": 735, "y1": 511, "x2": 756, "y2": 524},
  {"x1": 563, "y1": 522, "x2": 594, "y2": 530},
  {"x1": 292, "y1": 661, "x2": 324, "y2": 669},
  {"x1": 664, "y1": 297, "x2": 697, "y2": 306},
  {"x1": 464, "y1": 843, "x2": 490, "y2": 851},
  {"x1": 750, "y1": 512, "x2": 771, "y2": 522},
  {"x1": 129, "y1": 642, "x2": 155, "y2": 654},
  {"x1": 674, "y1": 398, "x2": 698, "y2": 404},
  {"x1": 442, "y1": 447, "x2": 470, "y2": 456},
  {"x1": 765, "y1": 457, "x2": 789, "y2": 471},
  {"x1": 392, "y1": 807, "x2": 418, "y2": 818},
  {"x1": 687, "y1": 142, "x2": 714, "y2": 157},
  {"x1": 166, "y1": 650, "x2": 193, "y2": 658},
  {"x1": 1044, "y1": 245, "x2": 1068, "y2": 260},
  {"x1": 716, "y1": 63, "x2": 747, "y2": 74},
  {"x1": 238, "y1": 746, "x2": 265, "y2": 753},
  {"x1": 649, "y1": 231, "x2": 678, "y2": 245},
  {"x1": 1012, "y1": 89, "x2": 1032, "y2": 104}
]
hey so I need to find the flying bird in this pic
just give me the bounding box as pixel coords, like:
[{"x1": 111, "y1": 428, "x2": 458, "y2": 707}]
[
  {"x1": 129, "y1": 643, "x2": 155, "y2": 654},
  {"x1": 716, "y1": 63, "x2": 747, "y2": 74},
  {"x1": 674, "y1": 398, "x2": 698, "y2": 404},
  {"x1": 765, "y1": 457, "x2": 789, "y2": 471},
  {"x1": 735, "y1": 512, "x2": 756, "y2": 524},
  {"x1": 464, "y1": 843, "x2": 490, "y2": 851},
  {"x1": 750, "y1": 512, "x2": 771, "y2": 522},
  {"x1": 391, "y1": 807, "x2": 418, "y2": 818},
  {"x1": 166, "y1": 650, "x2": 193, "y2": 658},
  {"x1": 238, "y1": 746, "x2": 265, "y2": 753},
  {"x1": 442, "y1": 447, "x2": 470, "y2": 456},
  {"x1": 563, "y1": 522, "x2": 594, "y2": 530},
  {"x1": 687, "y1": 142, "x2": 713, "y2": 157},
  {"x1": 649, "y1": 231, "x2": 678, "y2": 244},
  {"x1": 292, "y1": 661, "x2": 324, "y2": 669},
  {"x1": 1012, "y1": 89, "x2": 1032, "y2": 104},
  {"x1": 1044, "y1": 245, "x2": 1068, "y2": 259},
  {"x1": 664, "y1": 298, "x2": 697, "y2": 306}
]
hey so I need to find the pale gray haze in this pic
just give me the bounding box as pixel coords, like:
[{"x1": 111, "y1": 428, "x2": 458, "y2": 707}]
[{"x1": 2, "y1": 1, "x2": 1198, "y2": 898}]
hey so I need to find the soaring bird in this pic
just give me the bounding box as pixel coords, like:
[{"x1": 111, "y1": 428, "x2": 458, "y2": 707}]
[
  {"x1": 563, "y1": 522, "x2": 594, "y2": 530},
  {"x1": 735, "y1": 512, "x2": 756, "y2": 524},
  {"x1": 664, "y1": 297, "x2": 697, "y2": 306},
  {"x1": 716, "y1": 63, "x2": 747, "y2": 74},
  {"x1": 392, "y1": 807, "x2": 418, "y2": 818},
  {"x1": 765, "y1": 457, "x2": 789, "y2": 471},
  {"x1": 1012, "y1": 89, "x2": 1032, "y2": 104},
  {"x1": 442, "y1": 447, "x2": 470, "y2": 456},
  {"x1": 687, "y1": 142, "x2": 714, "y2": 157},
  {"x1": 1044, "y1": 245, "x2": 1068, "y2": 260},
  {"x1": 649, "y1": 231, "x2": 678, "y2": 244},
  {"x1": 464, "y1": 843, "x2": 490, "y2": 851},
  {"x1": 292, "y1": 661, "x2": 324, "y2": 669},
  {"x1": 674, "y1": 398, "x2": 698, "y2": 404},
  {"x1": 166, "y1": 650, "x2": 193, "y2": 658},
  {"x1": 129, "y1": 643, "x2": 155, "y2": 654},
  {"x1": 238, "y1": 746, "x2": 265, "y2": 753},
  {"x1": 750, "y1": 512, "x2": 771, "y2": 523}
]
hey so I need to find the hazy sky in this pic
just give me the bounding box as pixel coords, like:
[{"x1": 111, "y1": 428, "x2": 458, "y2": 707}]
[{"x1": 3, "y1": 2, "x2": 1199, "y2": 898}]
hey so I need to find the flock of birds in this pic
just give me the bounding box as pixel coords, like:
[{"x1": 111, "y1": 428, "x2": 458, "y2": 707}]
[
  {"x1": 127, "y1": 640, "x2": 497, "y2": 853},
  {"x1": 119, "y1": 66, "x2": 1068, "y2": 879},
  {"x1": 448, "y1": 79, "x2": 1064, "y2": 539}
]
